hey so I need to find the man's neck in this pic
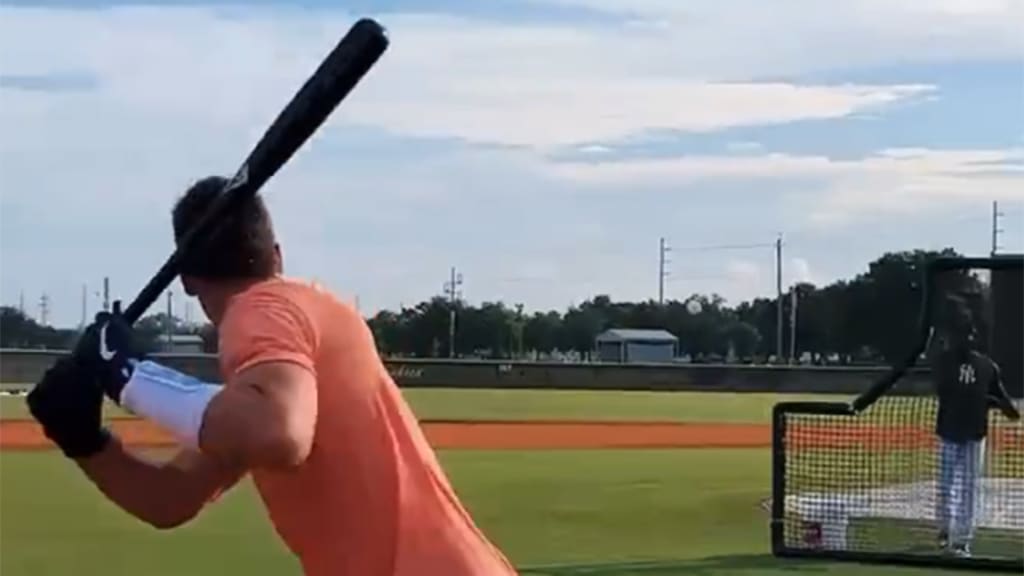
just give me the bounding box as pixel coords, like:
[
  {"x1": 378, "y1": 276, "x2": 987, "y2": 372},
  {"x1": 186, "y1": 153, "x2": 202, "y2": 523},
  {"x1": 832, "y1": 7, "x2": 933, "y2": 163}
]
[{"x1": 208, "y1": 276, "x2": 279, "y2": 326}]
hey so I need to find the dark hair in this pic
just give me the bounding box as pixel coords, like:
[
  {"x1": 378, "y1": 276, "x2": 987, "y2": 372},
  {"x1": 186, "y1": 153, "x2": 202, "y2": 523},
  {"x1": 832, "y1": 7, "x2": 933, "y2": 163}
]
[
  {"x1": 937, "y1": 294, "x2": 977, "y2": 354},
  {"x1": 172, "y1": 175, "x2": 277, "y2": 279},
  {"x1": 940, "y1": 295, "x2": 973, "y2": 326}
]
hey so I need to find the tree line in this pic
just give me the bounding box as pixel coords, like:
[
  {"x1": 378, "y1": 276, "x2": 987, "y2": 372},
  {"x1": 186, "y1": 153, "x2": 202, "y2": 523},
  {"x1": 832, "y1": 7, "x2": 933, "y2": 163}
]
[
  {"x1": 368, "y1": 248, "x2": 978, "y2": 364},
  {"x1": 0, "y1": 308, "x2": 217, "y2": 355},
  {"x1": 1, "y1": 248, "x2": 980, "y2": 364}
]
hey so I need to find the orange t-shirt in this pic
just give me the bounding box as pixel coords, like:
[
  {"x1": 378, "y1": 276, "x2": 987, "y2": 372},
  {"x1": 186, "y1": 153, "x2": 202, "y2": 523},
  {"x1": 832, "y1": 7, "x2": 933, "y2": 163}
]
[{"x1": 217, "y1": 277, "x2": 517, "y2": 576}]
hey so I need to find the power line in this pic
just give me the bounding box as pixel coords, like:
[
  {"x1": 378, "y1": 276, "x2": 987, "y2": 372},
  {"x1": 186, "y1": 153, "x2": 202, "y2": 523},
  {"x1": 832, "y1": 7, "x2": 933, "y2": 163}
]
[
  {"x1": 496, "y1": 269, "x2": 735, "y2": 284},
  {"x1": 671, "y1": 242, "x2": 776, "y2": 252},
  {"x1": 665, "y1": 272, "x2": 736, "y2": 282}
]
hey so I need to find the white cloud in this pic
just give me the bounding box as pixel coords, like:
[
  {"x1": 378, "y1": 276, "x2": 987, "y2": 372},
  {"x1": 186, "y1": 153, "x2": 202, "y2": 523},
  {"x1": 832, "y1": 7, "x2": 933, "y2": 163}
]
[
  {"x1": 546, "y1": 148, "x2": 1024, "y2": 224},
  {"x1": 727, "y1": 141, "x2": 764, "y2": 153},
  {"x1": 358, "y1": 80, "x2": 934, "y2": 149},
  {"x1": 789, "y1": 257, "x2": 817, "y2": 286},
  {"x1": 577, "y1": 144, "x2": 615, "y2": 155},
  {"x1": 0, "y1": 7, "x2": 937, "y2": 151},
  {"x1": 542, "y1": 0, "x2": 1024, "y2": 74},
  {"x1": 726, "y1": 260, "x2": 765, "y2": 291}
]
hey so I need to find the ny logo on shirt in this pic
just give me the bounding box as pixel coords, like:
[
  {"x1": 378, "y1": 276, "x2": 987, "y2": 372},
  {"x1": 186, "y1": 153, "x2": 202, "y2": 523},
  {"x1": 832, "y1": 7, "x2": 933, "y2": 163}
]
[{"x1": 958, "y1": 363, "x2": 976, "y2": 386}]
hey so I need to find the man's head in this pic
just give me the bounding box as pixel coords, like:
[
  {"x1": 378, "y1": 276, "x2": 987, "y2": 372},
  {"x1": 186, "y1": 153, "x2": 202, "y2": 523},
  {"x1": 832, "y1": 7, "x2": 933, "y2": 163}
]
[
  {"x1": 938, "y1": 294, "x2": 976, "y2": 352},
  {"x1": 172, "y1": 176, "x2": 282, "y2": 319}
]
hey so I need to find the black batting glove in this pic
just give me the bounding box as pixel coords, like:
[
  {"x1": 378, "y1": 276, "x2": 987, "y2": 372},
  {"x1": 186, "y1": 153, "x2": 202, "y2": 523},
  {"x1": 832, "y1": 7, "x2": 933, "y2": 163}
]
[
  {"x1": 26, "y1": 357, "x2": 111, "y2": 459},
  {"x1": 73, "y1": 301, "x2": 147, "y2": 405}
]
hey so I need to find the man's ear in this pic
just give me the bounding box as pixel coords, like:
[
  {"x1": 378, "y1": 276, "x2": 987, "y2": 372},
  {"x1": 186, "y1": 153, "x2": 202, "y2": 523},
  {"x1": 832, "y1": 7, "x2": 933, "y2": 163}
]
[{"x1": 273, "y1": 243, "x2": 283, "y2": 274}]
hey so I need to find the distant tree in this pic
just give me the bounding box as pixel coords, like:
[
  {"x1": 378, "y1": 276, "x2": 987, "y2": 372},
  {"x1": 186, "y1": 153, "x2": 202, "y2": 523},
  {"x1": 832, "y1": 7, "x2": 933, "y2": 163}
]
[
  {"x1": 562, "y1": 302, "x2": 605, "y2": 356},
  {"x1": 0, "y1": 306, "x2": 77, "y2": 349},
  {"x1": 735, "y1": 297, "x2": 778, "y2": 358},
  {"x1": 720, "y1": 320, "x2": 762, "y2": 360},
  {"x1": 855, "y1": 248, "x2": 961, "y2": 362},
  {"x1": 523, "y1": 311, "x2": 562, "y2": 354},
  {"x1": 3, "y1": 246, "x2": 972, "y2": 365},
  {"x1": 199, "y1": 323, "x2": 219, "y2": 354}
]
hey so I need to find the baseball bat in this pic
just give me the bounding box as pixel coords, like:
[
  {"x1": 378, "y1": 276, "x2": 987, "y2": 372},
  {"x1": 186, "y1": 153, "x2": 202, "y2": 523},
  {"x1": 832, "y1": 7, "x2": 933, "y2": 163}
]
[{"x1": 121, "y1": 17, "x2": 389, "y2": 324}]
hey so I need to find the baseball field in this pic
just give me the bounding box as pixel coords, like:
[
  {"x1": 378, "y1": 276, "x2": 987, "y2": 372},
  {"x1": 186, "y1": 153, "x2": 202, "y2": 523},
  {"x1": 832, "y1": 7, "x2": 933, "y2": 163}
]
[{"x1": 0, "y1": 388, "x2": 975, "y2": 575}]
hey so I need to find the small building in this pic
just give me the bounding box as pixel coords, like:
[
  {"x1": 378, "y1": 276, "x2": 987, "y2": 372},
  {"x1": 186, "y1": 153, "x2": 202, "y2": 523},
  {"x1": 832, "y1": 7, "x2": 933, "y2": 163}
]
[
  {"x1": 594, "y1": 328, "x2": 679, "y2": 364},
  {"x1": 158, "y1": 333, "x2": 205, "y2": 354}
]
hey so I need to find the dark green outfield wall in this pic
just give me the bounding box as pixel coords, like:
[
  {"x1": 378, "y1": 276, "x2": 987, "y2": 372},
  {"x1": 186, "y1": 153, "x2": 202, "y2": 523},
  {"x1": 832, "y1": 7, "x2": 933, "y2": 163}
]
[{"x1": 0, "y1": 349, "x2": 934, "y2": 396}]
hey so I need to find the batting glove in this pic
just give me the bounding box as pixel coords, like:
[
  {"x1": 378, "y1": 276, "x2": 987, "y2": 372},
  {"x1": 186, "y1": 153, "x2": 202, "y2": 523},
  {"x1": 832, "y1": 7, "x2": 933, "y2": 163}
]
[
  {"x1": 73, "y1": 301, "x2": 148, "y2": 405},
  {"x1": 27, "y1": 357, "x2": 111, "y2": 459}
]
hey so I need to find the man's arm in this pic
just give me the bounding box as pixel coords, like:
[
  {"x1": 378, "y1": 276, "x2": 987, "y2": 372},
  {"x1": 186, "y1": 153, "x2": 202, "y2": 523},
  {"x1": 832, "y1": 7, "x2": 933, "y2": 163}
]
[
  {"x1": 76, "y1": 439, "x2": 245, "y2": 529},
  {"x1": 110, "y1": 290, "x2": 319, "y2": 472},
  {"x1": 38, "y1": 296, "x2": 314, "y2": 530},
  {"x1": 987, "y1": 361, "x2": 1021, "y2": 421},
  {"x1": 199, "y1": 361, "x2": 318, "y2": 469},
  {"x1": 117, "y1": 358, "x2": 318, "y2": 472},
  {"x1": 26, "y1": 356, "x2": 242, "y2": 530}
]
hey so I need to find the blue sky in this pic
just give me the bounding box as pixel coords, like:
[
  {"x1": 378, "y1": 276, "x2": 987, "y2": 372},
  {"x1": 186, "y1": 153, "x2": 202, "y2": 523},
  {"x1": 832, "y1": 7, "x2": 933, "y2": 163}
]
[{"x1": 2, "y1": 0, "x2": 1022, "y2": 327}]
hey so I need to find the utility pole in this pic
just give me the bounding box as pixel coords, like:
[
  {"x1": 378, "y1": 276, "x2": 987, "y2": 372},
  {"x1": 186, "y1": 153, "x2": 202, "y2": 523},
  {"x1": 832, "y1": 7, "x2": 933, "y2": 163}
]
[
  {"x1": 18, "y1": 291, "x2": 24, "y2": 316},
  {"x1": 658, "y1": 237, "x2": 671, "y2": 305},
  {"x1": 102, "y1": 277, "x2": 110, "y2": 312},
  {"x1": 166, "y1": 291, "x2": 174, "y2": 352},
  {"x1": 81, "y1": 284, "x2": 88, "y2": 329},
  {"x1": 775, "y1": 234, "x2": 784, "y2": 363},
  {"x1": 789, "y1": 286, "x2": 798, "y2": 364},
  {"x1": 39, "y1": 293, "x2": 50, "y2": 326},
  {"x1": 991, "y1": 201, "x2": 1004, "y2": 256},
  {"x1": 443, "y1": 267, "x2": 463, "y2": 358},
  {"x1": 511, "y1": 303, "x2": 525, "y2": 359}
]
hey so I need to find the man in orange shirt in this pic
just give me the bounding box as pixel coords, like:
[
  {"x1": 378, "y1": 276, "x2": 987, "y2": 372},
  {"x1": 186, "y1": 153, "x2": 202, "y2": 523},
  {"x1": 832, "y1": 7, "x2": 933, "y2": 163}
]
[{"x1": 27, "y1": 176, "x2": 518, "y2": 576}]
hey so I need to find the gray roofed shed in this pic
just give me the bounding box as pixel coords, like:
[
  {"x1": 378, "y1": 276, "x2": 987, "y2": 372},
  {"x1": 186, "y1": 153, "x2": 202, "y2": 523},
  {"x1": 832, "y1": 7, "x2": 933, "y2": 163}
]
[
  {"x1": 595, "y1": 329, "x2": 679, "y2": 343},
  {"x1": 595, "y1": 328, "x2": 678, "y2": 363}
]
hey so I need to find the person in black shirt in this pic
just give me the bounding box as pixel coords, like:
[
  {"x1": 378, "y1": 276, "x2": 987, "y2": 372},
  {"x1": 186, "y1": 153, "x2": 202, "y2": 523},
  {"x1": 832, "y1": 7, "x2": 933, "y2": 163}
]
[{"x1": 929, "y1": 296, "x2": 1020, "y2": 557}]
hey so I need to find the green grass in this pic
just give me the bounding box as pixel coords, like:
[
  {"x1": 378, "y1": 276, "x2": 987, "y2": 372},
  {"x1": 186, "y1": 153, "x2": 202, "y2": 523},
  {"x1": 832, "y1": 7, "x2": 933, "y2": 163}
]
[
  {"x1": 0, "y1": 451, "x2": 298, "y2": 576},
  {"x1": 518, "y1": 557, "x2": 956, "y2": 576},
  {"x1": 0, "y1": 388, "x2": 846, "y2": 423},
  {"x1": 403, "y1": 389, "x2": 846, "y2": 423},
  {"x1": 3, "y1": 387, "x2": 1016, "y2": 574},
  {"x1": 0, "y1": 395, "x2": 132, "y2": 421},
  {"x1": 0, "y1": 449, "x2": 992, "y2": 576}
]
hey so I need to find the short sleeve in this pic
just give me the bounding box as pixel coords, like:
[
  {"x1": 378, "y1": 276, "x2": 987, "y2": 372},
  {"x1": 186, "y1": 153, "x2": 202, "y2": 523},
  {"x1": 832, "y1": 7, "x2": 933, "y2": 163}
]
[{"x1": 218, "y1": 288, "x2": 318, "y2": 380}]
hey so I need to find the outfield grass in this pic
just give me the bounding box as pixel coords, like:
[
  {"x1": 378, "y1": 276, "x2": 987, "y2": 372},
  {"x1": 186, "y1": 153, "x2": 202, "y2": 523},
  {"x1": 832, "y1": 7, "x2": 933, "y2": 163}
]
[
  {"x1": 403, "y1": 389, "x2": 847, "y2": 423},
  {"x1": 3, "y1": 387, "x2": 1011, "y2": 575},
  {"x1": 0, "y1": 388, "x2": 847, "y2": 423},
  {"x1": 0, "y1": 449, "x2": 976, "y2": 576}
]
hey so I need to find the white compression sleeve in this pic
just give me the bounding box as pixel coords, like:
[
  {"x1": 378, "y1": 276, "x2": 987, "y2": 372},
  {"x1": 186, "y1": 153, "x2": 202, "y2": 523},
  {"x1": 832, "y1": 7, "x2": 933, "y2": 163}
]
[{"x1": 120, "y1": 360, "x2": 222, "y2": 450}]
